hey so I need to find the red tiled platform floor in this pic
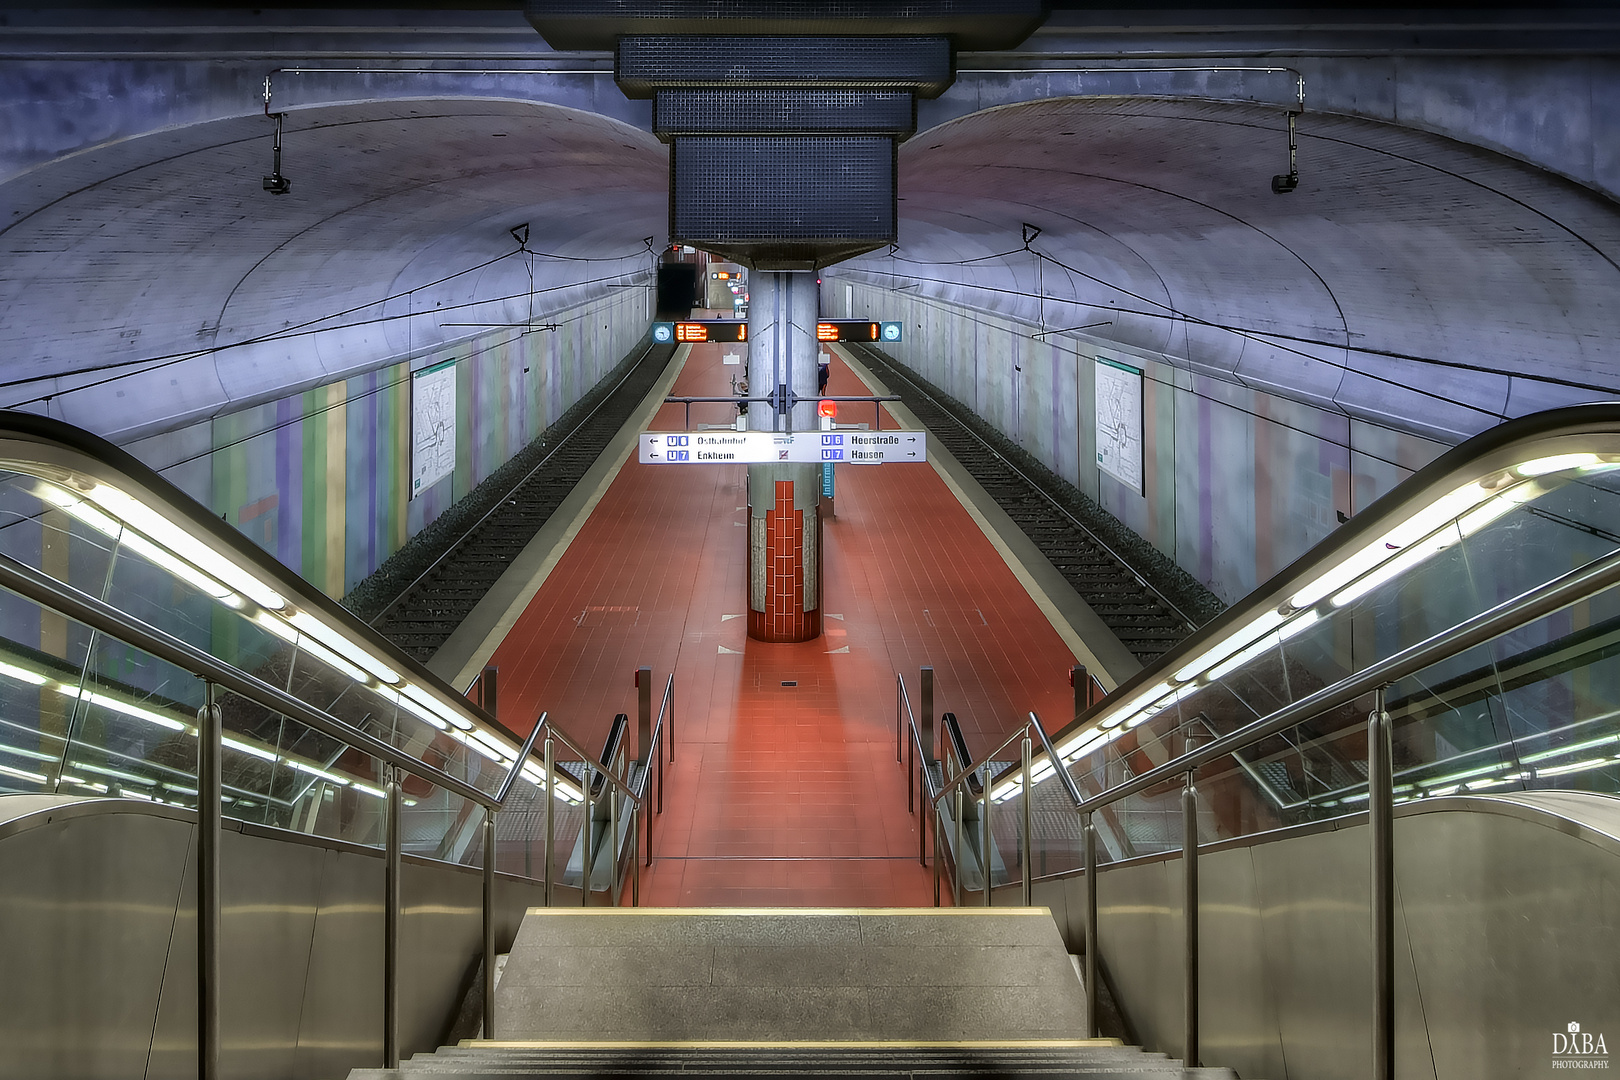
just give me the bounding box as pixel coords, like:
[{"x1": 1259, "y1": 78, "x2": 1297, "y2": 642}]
[{"x1": 484, "y1": 329, "x2": 1079, "y2": 906}]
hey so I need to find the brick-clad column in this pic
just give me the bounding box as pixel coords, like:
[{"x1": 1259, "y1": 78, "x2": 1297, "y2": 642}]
[
  {"x1": 747, "y1": 474, "x2": 822, "y2": 641},
  {"x1": 746, "y1": 271, "x2": 822, "y2": 642}
]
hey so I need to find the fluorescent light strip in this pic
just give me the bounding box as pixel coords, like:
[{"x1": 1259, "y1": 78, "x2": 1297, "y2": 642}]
[
  {"x1": 1535, "y1": 756, "x2": 1617, "y2": 778},
  {"x1": 1173, "y1": 608, "x2": 1288, "y2": 684},
  {"x1": 223, "y1": 736, "x2": 278, "y2": 762},
  {"x1": 1331, "y1": 527, "x2": 1459, "y2": 608},
  {"x1": 0, "y1": 659, "x2": 49, "y2": 686},
  {"x1": 1517, "y1": 453, "x2": 1600, "y2": 477},
  {"x1": 1521, "y1": 732, "x2": 1620, "y2": 764},
  {"x1": 84, "y1": 484, "x2": 287, "y2": 610},
  {"x1": 295, "y1": 637, "x2": 370, "y2": 684},
  {"x1": 0, "y1": 762, "x2": 48, "y2": 783},
  {"x1": 1, "y1": 744, "x2": 60, "y2": 763},
  {"x1": 286, "y1": 612, "x2": 400, "y2": 686},
  {"x1": 284, "y1": 759, "x2": 351, "y2": 786},
  {"x1": 83, "y1": 690, "x2": 187, "y2": 732},
  {"x1": 402, "y1": 684, "x2": 473, "y2": 730},
  {"x1": 395, "y1": 690, "x2": 450, "y2": 731}
]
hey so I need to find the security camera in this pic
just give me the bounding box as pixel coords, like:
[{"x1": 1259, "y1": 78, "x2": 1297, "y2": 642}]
[
  {"x1": 1271, "y1": 173, "x2": 1299, "y2": 195},
  {"x1": 262, "y1": 173, "x2": 291, "y2": 195}
]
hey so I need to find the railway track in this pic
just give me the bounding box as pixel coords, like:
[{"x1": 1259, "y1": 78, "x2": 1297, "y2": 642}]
[
  {"x1": 849, "y1": 344, "x2": 1205, "y2": 663},
  {"x1": 367, "y1": 340, "x2": 676, "y2": 662}
]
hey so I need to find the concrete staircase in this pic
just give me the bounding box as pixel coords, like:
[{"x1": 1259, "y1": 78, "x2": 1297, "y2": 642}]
[{"x1": 350, "y1": 908, "x2": 1235, "y2": 1079}]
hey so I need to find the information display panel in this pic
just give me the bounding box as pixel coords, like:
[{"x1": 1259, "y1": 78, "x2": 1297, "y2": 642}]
[
  {"x1": 650, "y1": 320, "x2": 748, "y2": 344},
  {"x1": 1094, "y1": 356, "x2": 1145, "y2": 494},
  {"x1": 816, "y1": 320, "x2": 903, "y2": 342},
  {"x1": 411, "y1": 359, "x2": 457, "y2": 498},
  {"x1": 640, "y1": 430, "x2": 926, "y2": 465}
]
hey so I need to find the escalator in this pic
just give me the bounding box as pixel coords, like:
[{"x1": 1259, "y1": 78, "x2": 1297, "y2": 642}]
[
  {"x1": 4, "y1": 394, "x2": 1620, "y2": 1080},
  {"x1": 907, "y1": 403, "x2": 1620, "y2": 1079}
]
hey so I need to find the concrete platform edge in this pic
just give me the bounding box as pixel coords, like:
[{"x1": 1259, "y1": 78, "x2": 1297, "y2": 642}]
[
  {"x1": 833, "y1": 344, "x2": 1141, "y2": 690},
  {"x1": 428, "y1": 344, "x2": 694, "y2": 690}
]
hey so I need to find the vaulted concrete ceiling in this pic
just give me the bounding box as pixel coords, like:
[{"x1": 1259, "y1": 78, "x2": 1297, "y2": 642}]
[
  {"x1": 839, "y1": 97, "x2": 1620, "y2": 441},
  {"x1": 0, "y1": 98, "x2": 668, "y2": 440},
  {"x1": 2, "y1": 87, "x2": 1617, "y2": 445}
]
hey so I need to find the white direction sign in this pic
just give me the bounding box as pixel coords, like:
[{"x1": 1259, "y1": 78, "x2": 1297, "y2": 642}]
[{"x1": 640, "y1": 431, "x2": 927, "y2": 465}]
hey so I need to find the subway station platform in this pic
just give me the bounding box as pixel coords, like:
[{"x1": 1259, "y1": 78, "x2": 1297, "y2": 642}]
[{"x1": 467, "y1": 326, "x2": 1086, "y2": 906}]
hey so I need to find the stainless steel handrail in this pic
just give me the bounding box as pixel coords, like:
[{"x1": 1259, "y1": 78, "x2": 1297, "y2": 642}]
[
  {"x1": 1061, "y1": 542, "x2": 1620, "y2": 817},
  {"x1": 0, "y1": 547, "x2": 503, "y2": 810},
  {"x1": 545, "y1": 720, "x2": 644, "y2": 809},
  {"x1": 926, "y1": 713, "x2": 1038, "y2": 909},
  {"x1": 494, "y1": 712, "x2": 550, "y2": 806},
  {"x1": 633, "y1": 673, "x2": 673, "y2": 802},
  {"x1": 1024, "y1": 401, "x2": 1620, "y2": 761},
  {"x1": 1011, "y1": 538, "x2": 1620, "y2": 1062}
]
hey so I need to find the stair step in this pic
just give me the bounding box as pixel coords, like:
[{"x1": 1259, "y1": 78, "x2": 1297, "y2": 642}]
[{"x1": 346, "y1": 910, "x2": 1240, "y2": 1079}]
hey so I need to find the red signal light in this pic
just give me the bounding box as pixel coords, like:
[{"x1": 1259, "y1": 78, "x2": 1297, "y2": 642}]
[{"x1": 818, "y1": 399, "x2": 838, "y2": 419}]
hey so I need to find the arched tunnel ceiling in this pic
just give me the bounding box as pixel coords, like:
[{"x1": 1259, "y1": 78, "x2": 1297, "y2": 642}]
[
  {"x1": 2, "y1": 91, "x2": 1619, "y2": 444},
  {"x1": 0, "y1": 98, "x2": 669, "y2": 440},
  {"x1": 840, "y1": 97, "x2": 1620, "y2": 441}
]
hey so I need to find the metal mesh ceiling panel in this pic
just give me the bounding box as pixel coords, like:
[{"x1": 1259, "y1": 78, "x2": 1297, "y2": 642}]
[
  {"x1": 653, "y1": 89, "x2": 916, "y2": 138},
  {"x1": 617, "y1": 36, "x2": 952, "y2": 98},
  {"x1": 525, "y1": 0, "x2": 1047, "y2": 51},
  {"x1": 672, "y1": 136, "x2": 894, "y2": 264}
]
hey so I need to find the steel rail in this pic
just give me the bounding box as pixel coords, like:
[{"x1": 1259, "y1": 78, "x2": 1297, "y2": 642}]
[
  {"x1": 544, "y1": 719, "x2": 644, "y2": 809},
  {"x1": 0, "y1": 549, "x2": 502, "y2": 810},
  {"x1": 899, "y1": 680, "x2": 941, "y2": 803},
  {"x1": 933, "y1": 718, "x2": 1050, "y2": 808},
  {"x1": 632, "y1": 675, "x2": 673, "y2": 801},
  {"x1": 853, "y1": 345, "x2": 1198, "y2": 629},
  {"x1": 369, "y1": 338, "x2": 667, "y2": 628},
  {"x1": 494, "y1": 712, "x2": 550, "y2": 806},
  {"x1": 1026, "y1": 711, "x2": 1086, "y2": 809},
  {"x1": 1067, "y1": 543, "x2": 1620, "y2": 816}
]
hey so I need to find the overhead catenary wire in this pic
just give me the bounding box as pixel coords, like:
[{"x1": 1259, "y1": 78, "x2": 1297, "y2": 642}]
[
  {"x1": 3, "y1": 262, "x2": 656, "y2": 411},
  {"x1": 850, "y1": 249, "x2": 1585, "y2": 424}
]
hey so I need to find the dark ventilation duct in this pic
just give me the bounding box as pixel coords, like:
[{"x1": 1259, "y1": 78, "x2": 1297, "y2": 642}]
[{"x1": 526, "y1": 0, "x2": 1048, "y2": 270}]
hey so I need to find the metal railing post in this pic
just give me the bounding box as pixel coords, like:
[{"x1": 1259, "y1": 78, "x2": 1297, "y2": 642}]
[
  {"x1": 481, "y1": 665, "x2": 498, "y2": 718},
  {"x1": 1084, "y1": 811, "x2": 1098, "y2": 1039},
  {"x1": 933, "y1": 803, "x2": 942, "y2": 906},
  {"x1": 384, "y1": 764, "x2": 402, "y2": 1068},
  {"x1": 1183, "y1": 771, "x2": 1199, "y2": 1068},
  {"x1": 636, "y1": 667, "x2": 651, "y2": 768},
  {"x1": 482, "y1": 808, "x2": 496, "y2": 1039},
  {"x1": 581, "y1": 764, "x2": 594, "y2": 907},
  {"x1": 610, "y1": 764, "x2": 622, "y2": 907},
  {"x1": 669, "y1": 676, "x2": 675, "y2": 763},
  {"x1": 920, "y1": 666, "x2": 935, "y2": 766},
  {"x1": 1021, "y1": 734, "x2": 1033, "y2": 907},
  {"x1": 196, "y1": 684, "x2": 221, "y2": 1080},
  {"x1": 1370, "y1": 687, "x2": 1395, "y2": 1080},
  {"x1": 918, "y1": 746, "x2": 928, "y2": 866},
  {"x1": 1072, "y1": 663, "x2": 1088, "y2": 721},
  {"x1": 953, "y1": 786, "x2": 964, "y2": 909},
  {"x1": 631, "y1": 806, "x2": 641, "y2": 906},
  {"x1": 543, "y1": 735, "x2": 555, "y2": 906},
  {"x1": 981, "y1": 777, "x2": 993, "y2": 907},
  {"x1": 895, "y1": 674, "x2": 903, "y2": 762},
  {"x1": 907, "y1": 723, "x2": 915, "y2": 813}
]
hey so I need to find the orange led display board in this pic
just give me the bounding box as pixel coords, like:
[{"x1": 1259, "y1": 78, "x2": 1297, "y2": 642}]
[
  {"x1": 672, "y1": 321, "x2": 747, "y2": 343},
  {"x1": 816, "y1": 321, "x2": 901, "y2": 342}
]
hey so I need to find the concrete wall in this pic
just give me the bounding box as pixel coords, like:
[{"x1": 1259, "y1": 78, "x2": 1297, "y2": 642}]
[
  {"x1": 1020, "y1": 794, "x2": 1620, "y2": 1080},
  {"x1": 832, "y1": 281, "x2": 1445, "y2": 605},
  {"x1": 121, "y1": 287, "x2": 649, "y2": 599},
  {"x1": 0, "y1": 797, "x2": 561, "y2": 1080}
]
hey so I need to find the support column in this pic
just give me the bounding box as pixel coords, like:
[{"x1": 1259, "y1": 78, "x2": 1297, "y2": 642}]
[{"x1": 746, "y1": 270, "x2": 822, "y2": 642}]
